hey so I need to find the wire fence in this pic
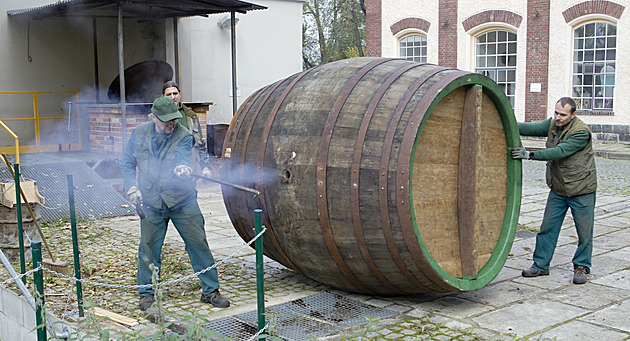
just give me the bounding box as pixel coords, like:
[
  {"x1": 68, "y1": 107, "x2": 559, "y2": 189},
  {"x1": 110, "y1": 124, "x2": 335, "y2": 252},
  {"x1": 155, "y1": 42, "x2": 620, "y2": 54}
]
[{"x1": 0, "y1": 226, "x2": 269, "y2": 340}]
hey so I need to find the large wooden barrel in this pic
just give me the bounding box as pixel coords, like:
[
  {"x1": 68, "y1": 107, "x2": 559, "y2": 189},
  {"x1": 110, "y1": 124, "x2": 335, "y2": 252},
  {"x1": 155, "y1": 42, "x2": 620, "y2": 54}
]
[{"x1": 221, "y1": 57, "x2": 521, "y2": 295}]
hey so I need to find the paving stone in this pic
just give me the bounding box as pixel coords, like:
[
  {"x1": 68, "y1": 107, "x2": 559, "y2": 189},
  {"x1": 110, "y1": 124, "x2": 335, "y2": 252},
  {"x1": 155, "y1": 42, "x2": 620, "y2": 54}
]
[
  {"x1": 537, "y1": 320, "x2": 629, "y2": 340},
  {"x1": 540, "y1": 280, "x2": 630, "y2": 309},
  {"x1": 416, "y1": 296, "x2": 494, "y2": 319},
  {"x1": 455, "y1": 280, "x2": 546, "y2": 307},
  {"x1": 579, "y1": 299, "x2": 630, "y2": 333},
  {"x1": 472, "y1": 300, "x2": 588, "y2": 337},
  {"x1": 512, "y1": 268, "x2": 575, "y2": 290},
  {"x1": 592, "y1": 270, "x2": 630, "y2": 290}
]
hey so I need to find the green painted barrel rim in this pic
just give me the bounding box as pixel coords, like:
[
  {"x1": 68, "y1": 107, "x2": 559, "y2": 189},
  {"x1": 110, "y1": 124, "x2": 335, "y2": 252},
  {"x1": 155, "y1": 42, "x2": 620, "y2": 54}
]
[{"x1": 408, "y1": 72, "x2": 522, "y2": 291}]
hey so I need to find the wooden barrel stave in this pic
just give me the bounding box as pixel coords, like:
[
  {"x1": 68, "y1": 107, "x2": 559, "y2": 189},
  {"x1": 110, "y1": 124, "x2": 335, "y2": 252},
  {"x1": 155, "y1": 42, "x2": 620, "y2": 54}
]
[{"x1": 222, "y1": 57, "x2": 521, "y2": 294}]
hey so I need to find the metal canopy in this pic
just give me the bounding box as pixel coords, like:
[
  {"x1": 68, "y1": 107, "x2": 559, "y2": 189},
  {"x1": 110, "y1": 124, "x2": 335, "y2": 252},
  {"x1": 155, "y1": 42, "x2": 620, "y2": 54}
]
[{"x1": 7, "y1": 0, "x2": 266, "y2": 19}]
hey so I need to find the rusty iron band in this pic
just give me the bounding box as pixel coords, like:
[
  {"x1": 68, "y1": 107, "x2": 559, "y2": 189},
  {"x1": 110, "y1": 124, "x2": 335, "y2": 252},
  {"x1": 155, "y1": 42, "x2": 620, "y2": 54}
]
[
  {"x1": 351, "y1": 62, "x2": 423, "y2": 294},
  {"x1": 316, "y1": 58, "x2": 392, "y2": 294},
  {"x1": 397, "y1": 70, "x2": 471, "y2": 292},
  {"x1": 378, "y1": 66, "x2": 450, "y2": 292}
]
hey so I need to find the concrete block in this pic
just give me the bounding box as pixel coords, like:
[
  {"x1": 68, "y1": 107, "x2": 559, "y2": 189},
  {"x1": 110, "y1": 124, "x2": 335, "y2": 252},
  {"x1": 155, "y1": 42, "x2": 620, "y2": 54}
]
[
  {"x1": 2, "y1": 288, "x2": 24, "y2": 325},
  {"x1": 588, "y1": 124, "x2": 602, "y2": 133},
  {"x1": 612, "y1": 124, "x2": 630, "y2": 134},
  {"x1": 0, "y1": 314, "x2": 26, "y2": 341},
  {"x1": 23, "y1": 297, "x2": 37, "y2": 333}
]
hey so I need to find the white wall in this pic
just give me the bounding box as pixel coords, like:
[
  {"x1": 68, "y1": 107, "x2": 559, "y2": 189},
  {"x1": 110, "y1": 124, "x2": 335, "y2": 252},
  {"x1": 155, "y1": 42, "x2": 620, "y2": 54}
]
[
  {"x1": 379, "y1": 0, "x2": 630, "y2": 127},
  {"x1": 179, "y1": 0, "x2": 304, "y2": 125}
]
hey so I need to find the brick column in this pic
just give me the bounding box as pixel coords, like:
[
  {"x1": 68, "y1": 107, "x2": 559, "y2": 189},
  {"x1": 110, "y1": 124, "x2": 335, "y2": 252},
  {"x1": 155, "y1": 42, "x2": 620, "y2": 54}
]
[
  {"x1": 438, "y1": 0, "x2": 458, "y2": 67},
  {"x1": 366, "y1": 0, "x2": 382, "y2": 57},
  {"x1": 525, "y1": 0, "x2": 551, "y2": 122}
]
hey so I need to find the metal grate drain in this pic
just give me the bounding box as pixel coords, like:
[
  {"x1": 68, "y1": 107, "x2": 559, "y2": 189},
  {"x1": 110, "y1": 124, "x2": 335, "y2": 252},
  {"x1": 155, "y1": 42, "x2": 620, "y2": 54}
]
[
  {"x1": 203, "y1": 292, "x2": 398, "y2": 340},
  {"x1": 0, "y1": 162, "x2": 134, "y2": 222}
]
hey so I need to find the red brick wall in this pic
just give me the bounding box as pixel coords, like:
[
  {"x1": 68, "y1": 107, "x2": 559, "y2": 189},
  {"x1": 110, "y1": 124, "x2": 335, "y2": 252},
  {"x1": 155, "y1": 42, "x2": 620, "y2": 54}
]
[
  {"x1": 438, "y1": 0, "x2": 458, "y2": 67},
  {"x1": 88, "y1": 108, "x2": 207, "y2": 155},
  {"x1": 366, "y1": 0, "x2": 382, "y2": 56},
  {"x1": 462, "y1": 10, "x2": 523, "y2": 32},
  {"x1": 563, "y1": 0, "x2": 625, "y2": 22},
  {"x1": 390, "y1": 17, "x2": 431, "y2": 35},
  {"x1": 525, "y1": 0, "x2": 551, "y2": 122}
]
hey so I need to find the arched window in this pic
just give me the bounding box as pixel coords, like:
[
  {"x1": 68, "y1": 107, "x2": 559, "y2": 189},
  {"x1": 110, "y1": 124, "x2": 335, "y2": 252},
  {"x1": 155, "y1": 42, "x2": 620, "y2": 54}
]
[
  {"x1": 399, "y1": 34, "x2": 427, "y2": 62},
  {"x1": 572, "y1": 22, "x2": 616, "y2": 111},
  {"x1": 475, "y1": 30, "x2": 517, "y2": 109}
]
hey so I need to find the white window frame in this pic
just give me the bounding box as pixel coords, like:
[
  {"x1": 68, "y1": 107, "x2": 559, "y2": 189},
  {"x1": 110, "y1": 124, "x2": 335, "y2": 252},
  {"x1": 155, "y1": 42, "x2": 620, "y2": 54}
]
[
  {"x1": 473, "y1": 29, "x2": 517, "y2": 110},
  {"x1": 396, "y1": 30, "x2": 428, "y2": 63},
  {"x1": 571, "y1": 19, "x2": 617, "y2": 113}
]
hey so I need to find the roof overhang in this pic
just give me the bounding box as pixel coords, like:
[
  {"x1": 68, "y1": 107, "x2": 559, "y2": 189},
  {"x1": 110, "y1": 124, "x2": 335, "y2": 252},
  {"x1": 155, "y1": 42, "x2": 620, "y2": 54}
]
[{"x1": 7, "y1": 0, "x2": 267, "y2": 19}]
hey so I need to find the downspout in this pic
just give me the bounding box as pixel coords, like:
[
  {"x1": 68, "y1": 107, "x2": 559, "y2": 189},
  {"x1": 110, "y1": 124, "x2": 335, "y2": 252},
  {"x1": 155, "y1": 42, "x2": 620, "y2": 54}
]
[
  {"x1": 231, "y1": 11, "x2": 237, "y2": 116},
  {"x1": 118, "y1": 2, "x2": 127, "y2": 150}
]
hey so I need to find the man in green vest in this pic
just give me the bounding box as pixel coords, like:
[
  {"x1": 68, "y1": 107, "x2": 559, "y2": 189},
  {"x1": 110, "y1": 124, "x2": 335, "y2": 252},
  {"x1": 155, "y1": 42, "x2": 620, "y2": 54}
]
[
  {"x1": 510, "y1": 97, "x2": 597, "y2": 285},
  {"x1": 162, "y1": 81, "x2": 210, "y2": 175},
  {"x1": 120, "y1": 96, "x2": 230, "y2": 311}
]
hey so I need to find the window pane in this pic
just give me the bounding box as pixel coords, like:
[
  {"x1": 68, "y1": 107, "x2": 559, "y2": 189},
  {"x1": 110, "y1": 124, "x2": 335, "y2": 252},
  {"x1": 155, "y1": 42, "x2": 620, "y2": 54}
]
[
  {"x1": 607, "y1": 24, "x2": 617, "y2": 35},
  {"x1": 585, "y1": 38, "x2": 594, "y2": 49},
  {"x1": 475, "y1": 30, "x2": 516, "y2": 110},
  {"x1": 575, "y1": 26, "x2": 584, "y2": 37},
  {"x1": 585, "y1": 23, "x2": 595, "y2": 36},
  {"x1": 488, "y1": 31, "x2": 496, "y2": 42},
  {"x1": 608, "y1": 37, "x2": 616, "y2": 48},
  {"x1": 487, "y1": 44, "x2": 496, "y2": 54},
  {"x1": 508, "y1": 42, "x2": 516, "y2": 53},
  {"x1": 595, "y1": 50, "x2": 605, "y2": 61},
  {"x1": 607, "y1": 50, "x2": 616, "y2": 60}
]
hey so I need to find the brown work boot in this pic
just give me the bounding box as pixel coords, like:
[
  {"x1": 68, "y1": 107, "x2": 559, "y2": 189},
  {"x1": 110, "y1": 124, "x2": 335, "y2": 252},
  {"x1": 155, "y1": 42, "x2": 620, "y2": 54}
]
[
  {"x1": 139, "y1": 296, "x2": 155, "y2": 311},
  {"x1": 573, "y1": 266, "x2": 588, "y2": 284},
  {"x1": 201, "y1": 289, "x2": 230, "y2": 308}
]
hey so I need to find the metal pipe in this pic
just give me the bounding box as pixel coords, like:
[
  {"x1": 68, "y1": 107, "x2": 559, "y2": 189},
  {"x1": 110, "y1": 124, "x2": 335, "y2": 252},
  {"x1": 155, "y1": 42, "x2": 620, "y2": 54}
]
[
  {"x1": 32, "y1": 241, "x2": 46, "y2": 341},
  {"x1": 68, "y1": 175, "x2": 84, "y2": 317},
  {"x1": 190, "y1": 173, "x2": 260, "y2": 195},
  {"x1": 255, "y1": 209, "x2": 266, "y2": 340},
  {"x1": 15, "y1": 164, "x2": 26, "y2": 283},
  {"x1": 173, "y1": 18, "x2": 179, "y2": 85},
  {"x1": 230, "y1": 11, "x2": 237, "y2": 116},
  {"x1": 118, "y1": 3, "x2": 127, "y2": 150},
  {"x1": 92, "y1": 18, "x2": 100, "y2": 102}
]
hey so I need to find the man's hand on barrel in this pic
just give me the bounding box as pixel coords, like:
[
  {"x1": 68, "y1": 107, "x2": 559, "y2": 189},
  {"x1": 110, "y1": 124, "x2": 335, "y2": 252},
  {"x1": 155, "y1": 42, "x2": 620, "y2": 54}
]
[
  {"x1": 174, "y1": 165, "x2": 193, "y2": 179},
  {"x1": 127, "y1": 186, "x2": 143, "y2": 206},
  {"x1": 510, "y1": 147, "x2": 529, "y2": 159}
]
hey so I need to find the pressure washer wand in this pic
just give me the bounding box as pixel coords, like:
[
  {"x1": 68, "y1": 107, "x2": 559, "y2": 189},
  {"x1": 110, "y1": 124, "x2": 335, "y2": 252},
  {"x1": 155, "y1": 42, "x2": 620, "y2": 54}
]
[{"x1": 191, "y1": 173, "x2": 261, "y2": 196}]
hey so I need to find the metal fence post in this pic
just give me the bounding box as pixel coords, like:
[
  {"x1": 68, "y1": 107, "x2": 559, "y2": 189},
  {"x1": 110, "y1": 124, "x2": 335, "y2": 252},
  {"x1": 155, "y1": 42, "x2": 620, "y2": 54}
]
[
  {"x1": 254, "y1": 209, "x2": 266, "y2": 339},
  {"x1": 68, "y1": 175, "x2": 84, "y2": 317},
  {"x1": 32, "y1": 241, "x2": 46, "y2": 341},
  {"x1": 14, "y1": 164, "x2": 26, "y2": 283}
]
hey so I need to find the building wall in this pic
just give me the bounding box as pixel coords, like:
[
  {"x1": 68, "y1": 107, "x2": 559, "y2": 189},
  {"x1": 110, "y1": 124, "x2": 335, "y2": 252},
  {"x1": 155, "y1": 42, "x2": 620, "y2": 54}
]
[
  {"x1": 179, "y1": 0, "x2": 304, "y2": 125},
  {"x1": 373, "y1": 0, "x2": 630, "y2": 140},
  {"x1": 0, "y1": 0, "x2": 303, "y2": 153}
]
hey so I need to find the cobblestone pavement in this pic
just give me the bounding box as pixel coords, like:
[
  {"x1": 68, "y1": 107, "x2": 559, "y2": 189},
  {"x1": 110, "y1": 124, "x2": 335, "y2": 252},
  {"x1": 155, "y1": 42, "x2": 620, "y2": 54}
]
[{"x1": 3, "y1": 139, "x2": 630, "y2": 340}]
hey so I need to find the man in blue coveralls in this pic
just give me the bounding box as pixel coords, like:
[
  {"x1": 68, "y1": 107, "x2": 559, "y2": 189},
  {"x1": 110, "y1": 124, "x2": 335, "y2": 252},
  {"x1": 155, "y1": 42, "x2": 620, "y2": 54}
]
[
  {"x1": 120, "y1": 96, "x2": 230, "y2": 310},
  {"x1": 510, "y1": 97, "x2": 597, "y2": 285}
]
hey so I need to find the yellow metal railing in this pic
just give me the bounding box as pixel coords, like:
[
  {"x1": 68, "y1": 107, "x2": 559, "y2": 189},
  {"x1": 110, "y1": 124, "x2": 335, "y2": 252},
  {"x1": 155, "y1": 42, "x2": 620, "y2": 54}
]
[
  {"x1": 0, "y1": 120, "x2": 19, "y2": 164},
  {"x1": 0, "y1": 90, "x2": 80, "y2": 154}
]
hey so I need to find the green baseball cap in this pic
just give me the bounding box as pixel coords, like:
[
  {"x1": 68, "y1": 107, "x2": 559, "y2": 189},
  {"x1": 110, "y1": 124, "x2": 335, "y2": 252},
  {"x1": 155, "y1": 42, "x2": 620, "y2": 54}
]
[{"x1": 152, "y1": 96, "x2": 182, "y2": 122}]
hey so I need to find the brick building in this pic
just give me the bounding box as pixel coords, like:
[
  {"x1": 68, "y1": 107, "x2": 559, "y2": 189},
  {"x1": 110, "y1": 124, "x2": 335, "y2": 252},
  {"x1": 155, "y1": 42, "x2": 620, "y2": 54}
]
[{"x1": 367, "y1": 0, "x2": 630, "y2": 141}]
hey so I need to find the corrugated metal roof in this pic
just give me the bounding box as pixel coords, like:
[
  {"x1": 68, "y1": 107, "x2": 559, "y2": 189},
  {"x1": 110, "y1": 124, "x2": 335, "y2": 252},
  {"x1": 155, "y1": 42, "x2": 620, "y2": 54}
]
[{"x1": 7, "y1": 0, "x2": 267, "y2": 19}]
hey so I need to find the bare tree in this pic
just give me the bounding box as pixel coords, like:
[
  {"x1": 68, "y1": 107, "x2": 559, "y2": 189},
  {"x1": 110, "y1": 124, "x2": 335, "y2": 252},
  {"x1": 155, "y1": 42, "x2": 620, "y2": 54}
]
[{"x1": 303, "y1": 0, "x2": 365, "y2": 69}]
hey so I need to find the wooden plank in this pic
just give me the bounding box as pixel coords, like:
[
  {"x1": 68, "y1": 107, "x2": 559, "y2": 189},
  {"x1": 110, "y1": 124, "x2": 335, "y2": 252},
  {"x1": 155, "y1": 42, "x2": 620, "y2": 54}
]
[
  {"x1": 457, "y1": 85, "x2": 483, "y2": 277},
  {"x1": 92, "y1": 307, "x2": 139, "y2": 327}
]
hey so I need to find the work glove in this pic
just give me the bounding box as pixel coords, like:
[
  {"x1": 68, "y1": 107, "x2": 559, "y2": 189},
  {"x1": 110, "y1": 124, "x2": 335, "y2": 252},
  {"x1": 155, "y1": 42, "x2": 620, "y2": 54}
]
[
  {"x1": 202, "y1": 166, "x2": 212, "y2": 177},
  {"x1": 510, "y1": 147, "x2": 529, "y2": 159},
  {"x1": 174, "y1": 165, "x2": 193, "y2": 179},
  {"x1": 127, "y1": 186, "x2": 143, "y2": 206}
]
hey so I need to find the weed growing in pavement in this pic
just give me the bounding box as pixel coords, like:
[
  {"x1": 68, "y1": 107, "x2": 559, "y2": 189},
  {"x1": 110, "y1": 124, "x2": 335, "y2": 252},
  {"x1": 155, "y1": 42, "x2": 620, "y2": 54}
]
[{"x1": 517, "y1": 223, "x2": 539, "y2": 233}]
